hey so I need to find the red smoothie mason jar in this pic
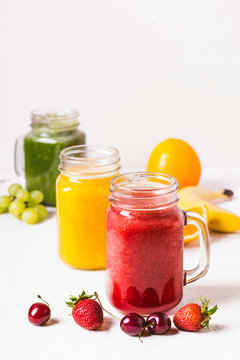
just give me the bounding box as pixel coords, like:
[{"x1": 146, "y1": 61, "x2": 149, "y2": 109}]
[{"x1": 106, "y1": 172, "x2": 210, "y2": 314}]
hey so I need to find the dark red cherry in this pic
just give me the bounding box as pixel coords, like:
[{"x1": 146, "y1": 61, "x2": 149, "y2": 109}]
[
  {"x1": 146, "y1": 312, "x2": 171, "y2": 334},
  {"x1": 120, "y1": 313, "x2": 145, "y2": 336},
  {"x1": 28, "y1": 296, "x2": 51, "y2": 326}
]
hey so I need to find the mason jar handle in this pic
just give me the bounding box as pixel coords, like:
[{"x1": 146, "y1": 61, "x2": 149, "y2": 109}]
[
  {"x1": 184, "y1": 211, "x2": 210, "y2": 285},
  {"x1": 14, "y1": 135, "x2": 25, "y2": 179}
]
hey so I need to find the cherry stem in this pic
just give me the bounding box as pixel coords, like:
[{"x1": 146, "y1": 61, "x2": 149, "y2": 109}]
[
  {"x1": 138, "y1": 321, "x2": 154, "y2": 343},
  {"x1": 37, "y1": 295, "x2": 49, "y2": 307},
  {"x1": 94, "y1": 292, "x2": 121, "y2": 321}
]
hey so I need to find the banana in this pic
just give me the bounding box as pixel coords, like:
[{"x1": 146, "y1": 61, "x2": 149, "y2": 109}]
[{"x1": 178, "y1": 186, "x2": 240, "y2": 233}]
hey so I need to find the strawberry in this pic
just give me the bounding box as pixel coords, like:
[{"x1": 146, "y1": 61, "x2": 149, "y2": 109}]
[
  {"x1": 173, "y1": 297, "x2": 218, "y2": 332},
  {"x1": 66, "y1": 291, "x2": 104, "y2": 330}
]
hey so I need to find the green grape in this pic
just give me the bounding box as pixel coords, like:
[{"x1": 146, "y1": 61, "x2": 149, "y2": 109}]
[
  {"x1": 29, "y1": 190, "x2": 44, "y2": 205},
  {"x1": 8, "y1": 183, "x2": 23, "y2": 196},
  {"x1": 0, "y1": 207, "x2": 7, "y2": 214},
  {"x1": 0, "y1": 195, "x2": 11, "y2": 211},
  {"x1": 9, "y1": 199, "x2": 26, "y2": 217},
  {"x1": 21, "y1": 208, "x2": 38, "y2": 224},
  {"x1": 16, "y1": 189, "x2": 30, "y2": 202},
  {"x1": 33, "y1": 204, "x2": 48, "y2": 222}
]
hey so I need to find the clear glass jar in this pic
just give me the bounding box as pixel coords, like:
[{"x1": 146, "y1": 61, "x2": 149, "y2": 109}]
[
  {"x1": 56, "y1": 145, "x2": 120, "y2": 270},
  {"x1": 14, "y1": 107, "x2": 86, "y2": 206},
  {"x1": 106, "y1": 172, "x2": 210, "y2": 314}
]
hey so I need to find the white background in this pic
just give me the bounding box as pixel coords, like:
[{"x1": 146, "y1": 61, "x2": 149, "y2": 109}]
[
  {"x1": 1, "y1": 4, "x2": 240, "y2": 359},
  {"x1": 1, "y1": 1, "x2": 240, "y2": 169}
]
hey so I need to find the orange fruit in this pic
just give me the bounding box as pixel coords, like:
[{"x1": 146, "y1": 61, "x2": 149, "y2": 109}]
[
  {"x1": 183, "y1": 204, "x2": 208, "y2": 244},
  {"x1": 147, "y1": 138, "x2": 201, "y2": 189}
]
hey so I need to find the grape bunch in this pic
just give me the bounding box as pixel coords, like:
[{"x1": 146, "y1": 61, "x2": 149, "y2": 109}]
[{"x1": 0, "y1": 183, "x2": 48, "y2": 224}]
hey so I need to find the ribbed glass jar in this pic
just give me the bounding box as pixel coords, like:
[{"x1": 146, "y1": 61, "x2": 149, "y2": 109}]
[
  {"x1": 106, "y1": 172, "x2": 210, "y2": 314},
  {"x1": 15, "y1": 107, "x2": 86, "y2": 206}
]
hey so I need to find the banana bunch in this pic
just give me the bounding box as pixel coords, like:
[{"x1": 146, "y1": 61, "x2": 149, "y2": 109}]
[{"x1": 178, "y1": 186, "x2": 240, "y2": 243}]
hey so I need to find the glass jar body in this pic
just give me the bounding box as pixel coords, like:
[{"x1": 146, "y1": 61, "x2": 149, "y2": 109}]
[
  {"x1": 24, "y1": 128, "x2": 85, "y2": 206},
  {"x1": 106, "y1": 203, "x2": 184, "y2": 314},
  {"x1": 57, "y1": 173, "x2": 118, "y2": 269},
  {"x1": 56, "y1": 145, "x2": 121, "y2": 270}
]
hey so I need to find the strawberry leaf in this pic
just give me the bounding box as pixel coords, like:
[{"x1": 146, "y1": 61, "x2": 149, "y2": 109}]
[
  {"x1": 200, "y1": 297, "x2": 218, "y2": 330},
  {"x1": 65, "y1": 291, "x2": 96, "y2": 311},
  {"x1": 208, "y1": 305, "x2": 218, "y2": 315},
  {"x1": 70, "y1": 297, "x2": 78, "y2": 302},
  {"x1": 65, "y1": 301, "x2": 74, "y2": 307}
]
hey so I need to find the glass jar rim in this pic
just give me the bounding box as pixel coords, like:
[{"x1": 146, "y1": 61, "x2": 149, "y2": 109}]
[
  {"x1": 109, "y1": 172, "x2": 179, "y2": 210},
  {"x1": 60, "y1": 144, "x2": 119, "y2": 162},
  {"x1": 110, "y1": 172, "x2": 178, "y2": 196},
  {"x1": 31, "y1": 107, "x2": 79, "y2": 125},
  {"x1": 59, "y1": 145, "x2": 121, "y2": 178}
]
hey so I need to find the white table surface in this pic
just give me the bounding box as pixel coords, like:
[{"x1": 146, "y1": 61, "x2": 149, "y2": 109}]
[{"x1": 1, "y1": 167, "x2": 240, "y2": 360}]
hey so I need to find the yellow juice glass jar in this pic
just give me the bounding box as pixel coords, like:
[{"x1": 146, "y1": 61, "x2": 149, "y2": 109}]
[{"x1": 56, "y1": 145, "x2": 120, "y2": 269}]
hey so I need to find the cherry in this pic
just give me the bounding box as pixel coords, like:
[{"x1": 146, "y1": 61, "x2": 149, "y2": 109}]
[
  {"x1": 146, "y1": 312, "x2": 171, "y2": 335},
  {"x1": 120, "y1": 313, "x2": 146, "y2": 336},
  {"x1": 28, "y1": 295, "x2": 51, "y2": 326}
]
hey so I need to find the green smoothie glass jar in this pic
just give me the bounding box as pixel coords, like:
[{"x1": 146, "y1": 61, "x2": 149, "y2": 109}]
[{"x1": 14, "y1": 107, "x2": 86, "y2": 206}]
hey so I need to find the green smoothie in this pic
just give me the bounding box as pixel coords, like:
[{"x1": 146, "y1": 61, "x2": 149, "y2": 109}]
[{"x1": 24, "y1": 129, "x2": 85, "y2": 206}]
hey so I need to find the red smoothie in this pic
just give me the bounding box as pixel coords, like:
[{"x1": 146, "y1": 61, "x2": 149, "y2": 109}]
[{"x1": 106, "y1": 204, "x2": 184, "y2": 314}]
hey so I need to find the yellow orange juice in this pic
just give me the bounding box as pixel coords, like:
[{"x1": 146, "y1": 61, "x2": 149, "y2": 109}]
[
  {"x1": 56, "y1": 145, "x2": 120, "y2": 269},
  {"x1": 57, "y1": 174, "x2": 115, "y2": 269}
]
